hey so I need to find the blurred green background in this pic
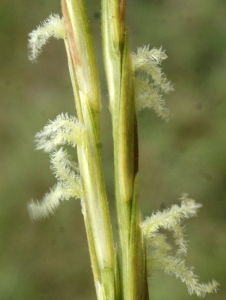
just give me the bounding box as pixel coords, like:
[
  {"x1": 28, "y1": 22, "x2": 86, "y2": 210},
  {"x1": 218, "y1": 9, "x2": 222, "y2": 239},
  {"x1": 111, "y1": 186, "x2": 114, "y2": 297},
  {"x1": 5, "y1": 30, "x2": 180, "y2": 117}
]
[{"x1": 0, "y1": 0, "x2": 226, "y2": 299}]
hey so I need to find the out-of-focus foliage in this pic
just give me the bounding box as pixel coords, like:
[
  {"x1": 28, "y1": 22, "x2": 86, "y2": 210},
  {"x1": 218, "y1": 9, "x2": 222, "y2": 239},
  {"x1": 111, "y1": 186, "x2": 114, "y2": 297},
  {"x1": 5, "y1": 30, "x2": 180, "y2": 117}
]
[{"x1": 0, "y1": 0, "x2": 225, "y2": 299}]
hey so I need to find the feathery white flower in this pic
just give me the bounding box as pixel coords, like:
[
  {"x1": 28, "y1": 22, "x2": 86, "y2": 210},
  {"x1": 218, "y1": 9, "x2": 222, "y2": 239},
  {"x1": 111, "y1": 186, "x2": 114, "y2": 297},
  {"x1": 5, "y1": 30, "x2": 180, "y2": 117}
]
[
  {"x1": 28, "y1": 183, "x2": 67, "y2": 220},
  {"x1": 28, "y1": 114, "x2": 84, "y2": 220},
  {"x1": 28, "y1": 149, "x2": 83, "y2": 220},
  {"x1": 158, "y1": 256, "x2": 219, "y2": 297},
  {"x1": 142, "y1": 194, "x2": 219, "y2": 297},
  {"x1": 35, "y1": 113, "x2": 85, "y2": 152},
  {"x1": 50, "y1": 148, "x2": 83, "y2": 199},
  {"x1": 132, "y1": 45, "x2": 173, "y2": 118},
  {"x1": 142, "y1": 194, "x2": 201, "y2": 237},
  {"x1": 28, "y1": 14, "x2": 65, "y2": 61},
  {"x1": 134, "y1": 77, "x2": 170, "y2": 118}
]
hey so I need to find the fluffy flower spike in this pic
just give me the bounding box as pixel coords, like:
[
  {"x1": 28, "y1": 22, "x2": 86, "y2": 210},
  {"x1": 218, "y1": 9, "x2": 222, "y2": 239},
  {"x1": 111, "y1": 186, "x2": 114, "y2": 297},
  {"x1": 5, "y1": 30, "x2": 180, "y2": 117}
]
[
  {"x1": 142, "y1": 194, "x2": 219, "y2": 297},
  {"x1": 28, "y1": 14, "x2": 65, "y2": 61},
  {"x1": 28, "y1": 183, "x2": 67, "y2": 220},
  {"x1": 50, "y1": 148, "x2": 83, "y2": 198},
  {"x1": 35, "y1": 113, "x2": 85, "y2": 152},
  {"x1": 132, "y1": 46, "x2": 173, "y2": 118},
  {"x1": 28, "y1": 149, "x2": 83, "y2": 221},
  {"x1": 28, "y1": 114, "x2": 84, "y2": 221}
]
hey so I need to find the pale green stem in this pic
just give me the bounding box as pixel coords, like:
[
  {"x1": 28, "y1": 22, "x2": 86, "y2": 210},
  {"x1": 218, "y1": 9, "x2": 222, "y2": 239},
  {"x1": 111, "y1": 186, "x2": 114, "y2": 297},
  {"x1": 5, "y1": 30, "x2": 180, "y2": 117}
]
[
  {"x1": 61, "y1": 0, "x2": 115, "y2": 298},
  {"x1": 102, "y1": 0, "x2": 149, "y2": 299}
]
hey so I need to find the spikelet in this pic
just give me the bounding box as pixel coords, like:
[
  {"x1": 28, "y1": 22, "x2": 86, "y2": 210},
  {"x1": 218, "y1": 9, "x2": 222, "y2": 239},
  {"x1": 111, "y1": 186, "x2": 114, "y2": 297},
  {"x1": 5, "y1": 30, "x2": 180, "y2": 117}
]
[
  {"x1": 132, "y1": 46, "x2": 173, "y2": 118},
  {"x1": 28, "y1": 14, "x2": 65, "y2": 61},
  {"x1": 35, "y1": 113, "x2": 85, "y2": 152},
  {"x1": 142, "y1": 194, "x2": 219, "y2": 297}
]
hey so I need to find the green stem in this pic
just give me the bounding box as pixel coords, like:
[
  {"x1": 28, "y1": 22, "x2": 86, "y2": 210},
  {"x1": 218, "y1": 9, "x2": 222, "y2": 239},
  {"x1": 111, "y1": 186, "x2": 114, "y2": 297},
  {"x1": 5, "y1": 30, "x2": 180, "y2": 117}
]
[
  {"x1": 62, "y1": 1, "x2": 115, "y2": 298},
  {"x1": 102, "y1": 0, "x2": 149, "y2": 299}
]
